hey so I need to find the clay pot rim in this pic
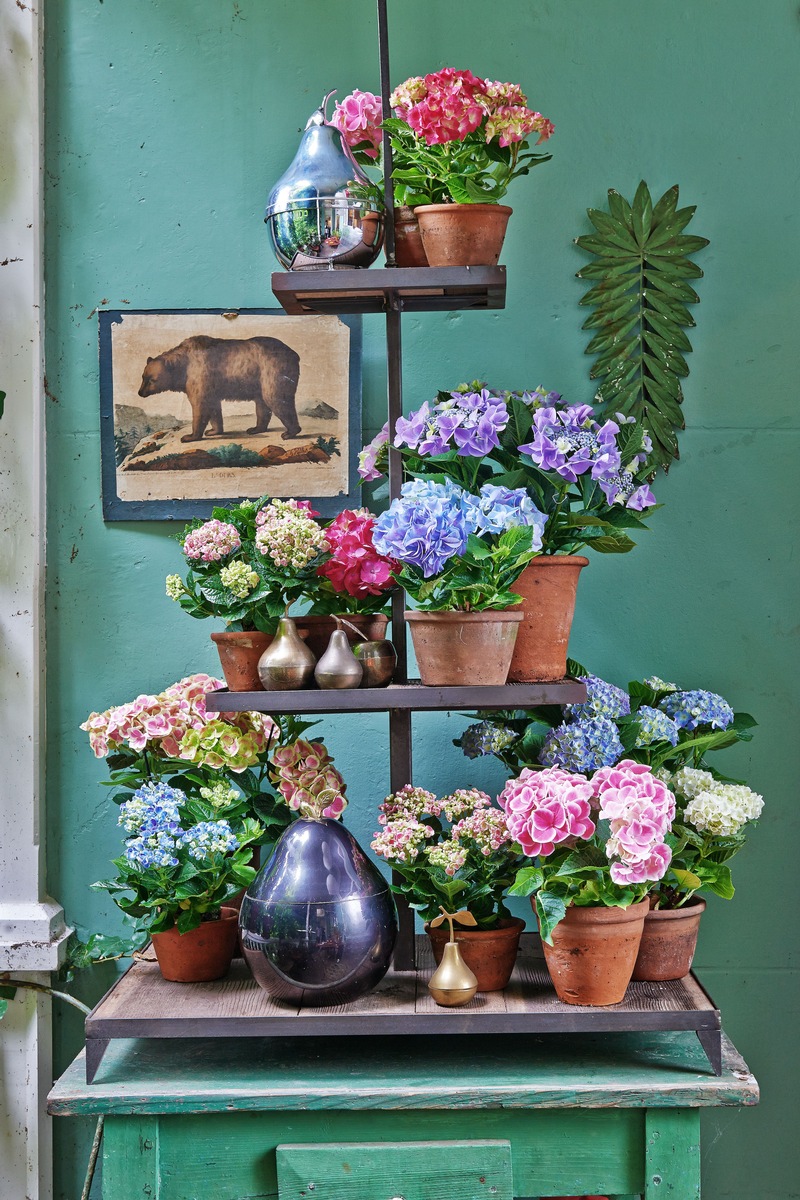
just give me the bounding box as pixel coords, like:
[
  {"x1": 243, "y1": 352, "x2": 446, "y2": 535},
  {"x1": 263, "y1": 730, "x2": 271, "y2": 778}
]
[
  {"x1": 404, "y1": 609, "x2": 524, "y2": 624},
  {"x1": 210, "y1": 629, "x2": 273, "y2": 643},
  {"x1": 425, "y1": 916, "x2": 526, "y2": 939},
  {"x1": 295, "y1": 613, "x2": 388, "y2": 627},
  {"x1": 645, "y1": 897, "x2": 707, "y2": 920},
  {"x1": 520, "y1": 554, "x2": 590, "y2": 568},
  {"x1": 556, "y1": 899, "x2": 651, "y2": 926},
  {"x1": 413, "y1": 202, "x2": 513, "y2": 216},
  {"x1": 153, "y1": 910, "x2": 239, "y2": 936}
]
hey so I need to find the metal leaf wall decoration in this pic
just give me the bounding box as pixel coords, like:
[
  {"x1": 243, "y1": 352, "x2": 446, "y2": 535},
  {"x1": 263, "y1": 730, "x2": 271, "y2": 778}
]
[{"x1": 575, "y1": 181, "x2": 709, "y2": 472}]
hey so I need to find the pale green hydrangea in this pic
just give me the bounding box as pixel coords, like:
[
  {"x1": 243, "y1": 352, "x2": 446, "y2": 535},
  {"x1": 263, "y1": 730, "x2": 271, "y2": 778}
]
[
  {"x1": 220, "y1": 559, "x2": 260, "y2": 599},
  {"x1": 683, "y1": 784, "x2": 764, "y2": 837},
  {"x1": 165, "y1": 574, "x2": 187, "y2": 601}
]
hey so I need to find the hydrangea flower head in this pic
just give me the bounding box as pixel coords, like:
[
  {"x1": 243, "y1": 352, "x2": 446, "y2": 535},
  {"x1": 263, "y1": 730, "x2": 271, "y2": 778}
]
[
  {"x1": 165, "y1": 574, "x2": 186, "y2": 601},
  {"x1": 644, "y1": 676, "x2": 678, "y2": 693},
  {"x1": 371, "y1": 817, "x2": 434, "y2": 864},
  {"x1": 124, "y1": 829, "x2": 181, "y2": 871},
  {"x1": 220, "y1": 560, "x2": 260, "y2": 599},
  {"x1": 565, "y1": 674, "x2": 631, "y2": 721},
  {"x1": 462, "y1": 484, "x2": 547, "y2": 547},
  {"x1": 330, "y1": 89, "x2": 383, "y2": 159},
  {"x1": 659, "y1": 689, "x2": 735, "y2": 731},
  {"x1": 457, "y1": 720, "x2": 516, "y2": 759},
  {"x1": 633, "y1": 706, "x2": 680, "y2": 748},
  {"x1": 118, "y1": 781, "x2": 185, "y2": 836},
  {"x1": 539, "y1": 716, "x2": 625, "y2": 773},
  {"x1": 425, "y1": 839, "x2": 469, "y2": 876},
  {"x1": 498, "y1": 766, "x2": 596, "y2": 857},
  {"x1": 591, "y1": 760, "x2": 675, "y2": 885},
  {"x1": 317, "y1": 508, "x2": 396, "y2": 598},
  {"x1": 377, "y1": 784, "x2": 438, "y2": 823},
  {"x1": 271, "y1": 738, "x2": 347, "y2": 820},
  {"x1": 182, "y1": 519, "x2": 241, "y2": 563},
  {"x1": 254, "y1": 499, "x2": 328, "y2": 571},
  {"x1": 451, "y1": 806, "x2": 512, "y2": 856},
  {"x1": 518, "y1": 404, "x2": 621, "y2": 484},
  {"x1": 180, "y1": 819, "x2": 239, "y2": 861},
  {"x1": 683, "y1": 784, "x2": 764, "y2": 837},
  {"x1": 372, "y1": 478, "x2": 470, "y2": 578},
  {"x1": 357, "y1": 423, "x2": 389, "y2": 481}
]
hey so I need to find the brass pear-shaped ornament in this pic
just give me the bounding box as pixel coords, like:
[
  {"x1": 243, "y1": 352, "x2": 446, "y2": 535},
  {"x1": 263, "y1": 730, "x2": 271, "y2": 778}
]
[
  {"x1": 314, "y1": 621, "x2": 363, "y2": 690},
  {"x1": 427, "y1": 908, "x2": 478, "y2": 1007},
  {"x1": 257, "y1": 614, "x2": 316, "y2": 690}
]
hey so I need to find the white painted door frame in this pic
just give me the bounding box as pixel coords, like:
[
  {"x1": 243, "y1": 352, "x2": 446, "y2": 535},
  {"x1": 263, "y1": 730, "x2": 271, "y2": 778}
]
[{"x1": 1, "y1": 3, "x2": 70, "y2": 1197}]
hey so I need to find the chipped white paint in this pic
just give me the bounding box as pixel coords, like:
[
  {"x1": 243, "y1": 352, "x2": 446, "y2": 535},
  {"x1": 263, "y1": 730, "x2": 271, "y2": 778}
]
[{"x1": 1, "y1": 3, "x2": 68, "y2": 1197}]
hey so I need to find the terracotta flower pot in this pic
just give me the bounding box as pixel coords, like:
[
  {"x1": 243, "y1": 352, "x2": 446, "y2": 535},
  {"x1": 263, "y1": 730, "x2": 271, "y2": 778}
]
[
  {"x1": 150, "y1": 912, "x2": 238, "y2": 983},
  {"x1": 210, "y1": 630, "x2": 273, "y2": 692},
  {"x1": 538, "y1": 899, "x2": 649, "y2": 1006},
  {"x1": 425, "y1": 917, "x2": 525, "y2": 992},
  {"x1": 294, "y1": 613, "x2": 389, "y2": 660},
  {"x1": 413, "y1": 203, "x2": 512, "y2": 267},
  {"x1": 404, "y1": 609, "x2": 523, "y2": 686},
  {"x1": 393, "y1": 205, "x2": 429, "y2": 267},
  {"x1": 508, "y1": 555, "x2": 589, "y2": 682},
  {"x1": 632, "y1": 898, "x2": 706, "y2": 982}
]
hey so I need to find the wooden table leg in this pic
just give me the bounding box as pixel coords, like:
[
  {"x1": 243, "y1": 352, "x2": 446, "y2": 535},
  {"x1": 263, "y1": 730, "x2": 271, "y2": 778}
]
[
  {"x1": 645, "y1": 1108, "x2": 701, "y2": 1199},
  {"x1": 102, "y1": 1116, "x2": 159, "y2": 1198}
]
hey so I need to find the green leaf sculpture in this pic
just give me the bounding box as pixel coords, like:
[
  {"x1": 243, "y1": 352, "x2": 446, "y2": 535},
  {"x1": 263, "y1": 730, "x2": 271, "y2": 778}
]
[{"x1": 575, "y1": 181, "x2": 709, "y2": 472}]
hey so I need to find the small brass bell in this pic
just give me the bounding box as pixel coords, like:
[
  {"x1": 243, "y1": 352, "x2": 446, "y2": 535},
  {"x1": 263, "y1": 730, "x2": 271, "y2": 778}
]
[
  {"x1": 257, "y1": 615, "x2": 316, "y2": 690},
  {"x1": 427, "y1": 908, "x2": 478, "y2": 1007},
  {"x1": 314, "y1": 621, "x2": 363, "y2": 689}
]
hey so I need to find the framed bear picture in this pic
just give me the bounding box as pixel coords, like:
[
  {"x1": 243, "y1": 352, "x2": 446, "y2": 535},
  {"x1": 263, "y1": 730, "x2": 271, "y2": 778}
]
[{"x1": 98, "y1": 308, "x2": 362, "y2": 520}]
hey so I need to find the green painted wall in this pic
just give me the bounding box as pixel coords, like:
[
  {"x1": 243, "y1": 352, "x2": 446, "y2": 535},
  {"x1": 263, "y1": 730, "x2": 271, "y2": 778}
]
[{"x1": 44, "y1": 2, "x2": 798, "y2": 1196}]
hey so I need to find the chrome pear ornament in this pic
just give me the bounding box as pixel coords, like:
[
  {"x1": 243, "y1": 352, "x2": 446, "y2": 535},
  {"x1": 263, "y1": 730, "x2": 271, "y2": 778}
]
[
  {"x1": 314, "y1": 621, "x2": 363, "y2": 690},
  {"x1": 264, "y1": 91, "x2": 384, "y2": 271},
  {"x1": 257, "y1": 615, "x2": 316, "y2": 690},
  {"x1": 427, "y1": 908, "x2": 479, "y2": 1007}
]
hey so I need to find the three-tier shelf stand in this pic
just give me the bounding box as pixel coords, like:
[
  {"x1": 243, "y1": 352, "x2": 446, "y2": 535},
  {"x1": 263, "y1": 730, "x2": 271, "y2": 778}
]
[{"x1": 82, "y1": 1, "x2": 723, "y2": 1081}]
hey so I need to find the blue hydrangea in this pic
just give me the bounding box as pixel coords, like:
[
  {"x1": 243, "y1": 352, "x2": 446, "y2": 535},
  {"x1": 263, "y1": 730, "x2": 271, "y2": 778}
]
[
  {"x1": 633, "y1": 705, "x2": 680, "y2": 747},
  {"x1": 119, "y1": 781, "x2": 185, "y2": 836},
  {"x1": 463, "y1": 484, "x2": 548, "y2": 547},
  {"x1": 457, "y1": 720, "x2": 517, "y2": 759},
  {"x1": 565, "y1": 674, "x2": 631, "y2": 721},
  {"x1": 124, "y1": 829, "x2": 181, "y2": 871},
  {"x1": 659, "y1": 689, "x2": 734, "y2": 731},
  {"x1": 180, "y1": 820, "x2": 239, "y2": 861},
  {"x1": 372, "y1": 478, "x2": 470, "y2": 577},
  {"x1": 539, "y1": 716, "x2": 625, "y2": 773}
]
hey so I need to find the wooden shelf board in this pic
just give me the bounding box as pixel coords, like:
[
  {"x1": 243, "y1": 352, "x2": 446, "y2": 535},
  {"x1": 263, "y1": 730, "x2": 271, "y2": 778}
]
[
  {"x1": 206, "y1": 678, "x2": 586, "y2": 714},
  {"x1": 271, "y1": 265, "x2": 506, "y2": 315},
  {"x1": 84, "y1": 937, "x2": 722, "y2": 1082}
]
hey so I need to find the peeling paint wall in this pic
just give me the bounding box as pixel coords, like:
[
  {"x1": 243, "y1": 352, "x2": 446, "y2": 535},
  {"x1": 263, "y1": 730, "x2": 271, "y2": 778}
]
[{"x1": 44, "y1": 2, "x2": 799, "y2": 1197}]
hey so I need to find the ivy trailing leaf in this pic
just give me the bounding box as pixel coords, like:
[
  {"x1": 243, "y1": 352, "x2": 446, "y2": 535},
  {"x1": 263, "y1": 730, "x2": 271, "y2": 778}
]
[{"x1": 575, "y1": 181, "x2": 709, "y2": 472}]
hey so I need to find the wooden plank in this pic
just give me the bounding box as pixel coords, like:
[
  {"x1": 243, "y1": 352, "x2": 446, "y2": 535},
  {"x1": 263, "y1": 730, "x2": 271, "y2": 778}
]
[
  {"x1": 102, "y1": 1115, "x2": 159, "y2": 1199},
  {"x1": 48, "y1": 1032, "x2": 759, "y2": 1117},
  {"x1": 271, "y1": 266, "x2": 507, "y2": 316},
  {"x1": 645, "y1": 1108, "x2": 701, "y2": 1199},
  {"x1": 205, "y1": 679, "x2": 587, "y2": 715},
  {"x1": 294, "y1": 969, "x2": 417, "y2": 1020},
  {"x1": 413, "y1": 936, "x2": 509, "y2": 1016},
  {"x1": 276, "y1": 1140, "x2": 513, "y2": 1200}
]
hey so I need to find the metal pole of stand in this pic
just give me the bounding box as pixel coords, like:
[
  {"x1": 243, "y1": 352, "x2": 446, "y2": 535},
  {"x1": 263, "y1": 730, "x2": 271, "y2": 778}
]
[{"x1": 377, "y1": 0, "x2": 415, "y2": 971}]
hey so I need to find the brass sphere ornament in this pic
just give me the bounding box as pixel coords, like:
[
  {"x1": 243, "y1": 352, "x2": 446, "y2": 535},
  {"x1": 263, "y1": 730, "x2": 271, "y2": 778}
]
[
  {"x1": 337, "y1": 616, "x2": 397, "y2": 688},
  {"x1": 427, "y1": 908, "x2": 479, "y2": 1007}
]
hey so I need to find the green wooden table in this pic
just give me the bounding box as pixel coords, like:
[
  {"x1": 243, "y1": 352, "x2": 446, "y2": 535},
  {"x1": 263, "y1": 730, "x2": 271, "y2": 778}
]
[{"x1": 48, "y1": 1031, "x2": 757, "y2": 1200}]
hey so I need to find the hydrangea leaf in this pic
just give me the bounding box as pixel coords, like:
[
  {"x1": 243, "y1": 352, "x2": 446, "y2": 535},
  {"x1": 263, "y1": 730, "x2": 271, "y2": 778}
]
[{"x1": 576, "y1": 181, "x2": 709, "y2": 472}]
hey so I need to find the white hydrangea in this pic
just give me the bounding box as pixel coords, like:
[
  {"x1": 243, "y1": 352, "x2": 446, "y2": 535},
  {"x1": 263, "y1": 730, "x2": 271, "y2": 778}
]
[
  {"x1": 671, "y1": 766, "x2": 716, "y2": 799},
  {"x1": 683, "y1": 784, "x2": 764, "y2": 837}
]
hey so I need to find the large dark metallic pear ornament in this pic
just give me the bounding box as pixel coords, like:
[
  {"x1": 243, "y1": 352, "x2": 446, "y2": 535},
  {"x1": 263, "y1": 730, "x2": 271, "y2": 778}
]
[
  {"x1": 314, "y1": 626, "x2": 363, "y2": 690},
  {"x1": 257, "y1": 616, "x2": 315, "y2": 690},
  {"x1": 239, "y1": 817, "x2": 398, "y2": 1006},
  {"x1": 264, "y1": 91, "x2": 384, "y2": 270},
  {"x1": 427, "y1": 908, "x2": 478, "y2": 1007}
]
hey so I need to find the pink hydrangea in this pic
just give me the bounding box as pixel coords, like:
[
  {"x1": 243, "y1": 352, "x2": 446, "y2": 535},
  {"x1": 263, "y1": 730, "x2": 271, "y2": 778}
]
[
  {"x1": 357, "y1": 423, "x2": 389, "y2": 482},
  {"x1": 498, "y1": 766, "x2": 596, "y2": 857},
  {"x1": 316, "y1": 508, "x2": 396, "y2": 598},
  {"x1": 592, "y1": 760, "x2": 675, "y2": 886},
  {"x1": 371, "y1": 816, "x2": 434, "y2": 864},
  {"x1": 271, "y1": 738, "x2": 347, "y2": 820},
  {"x1": 484, "y1": 105, "x2": 554, "y2": 148},
  {"x1": 377, "y1": 784, "x2": 438, "y2": 824},
  {"x1": 182, "y1": 520, "x2": 241, "y2": 563},
  {"x1": 330, "y1": 89, "x2": 383, "y2": 160},
  {"x1": 451, "y1": 806, "x2": 511, "y2": 856}
]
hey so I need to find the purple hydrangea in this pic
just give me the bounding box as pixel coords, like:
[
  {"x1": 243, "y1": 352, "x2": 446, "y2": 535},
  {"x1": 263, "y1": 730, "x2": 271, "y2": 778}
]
[
  {"x1": 659, "y1": 689, "x2": 735, "y2": 731},
  {"x1": 357, "y1": 423, "x2": 389, "y2": 481},
  {"x1": 517, "y1": 403, "x2": 622, "y2": 483},
  {"x1": 565, "y1": 674, "x2": 631, "y2": 721},
  {"x1": 539, "y1": 716, "x2": 625, "y2": 773},
  {"x1": 372, "y1": 479, "x2": 471, "y2": 577},
  {"x1": 598, "y1": 470, "x2": 656, "y2": 511},
  {"x1": 633, "y1": 705, "x2": 680, "y2": 748},
  {"x1": 393, "y1": 389, "x2": 510, "y2": 459}
]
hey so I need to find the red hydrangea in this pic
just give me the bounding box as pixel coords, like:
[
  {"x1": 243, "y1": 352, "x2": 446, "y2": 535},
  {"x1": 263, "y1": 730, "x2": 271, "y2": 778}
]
[{"x1": 317, "y1": 508, "x2": 397, "y2": 598}]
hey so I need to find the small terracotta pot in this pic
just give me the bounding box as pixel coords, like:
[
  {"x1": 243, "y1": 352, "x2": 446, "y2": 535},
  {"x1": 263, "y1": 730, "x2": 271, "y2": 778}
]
[
  {"x1": 414, "y1": 203, "x2": 512, "y2": 267},
  {"x1": 632, "y1": 898, "x2": 706, "y2": 982},
  {"x1": 538, "y1": 900, "x2": 649, "y2": 1006},
  {"x1": 393, "y1": 205, "x2": 429, "y2": 267},
  {"x1": 426, "y1": 917, "x2": 525, "y2": 992},
  {"x1": 150, "y1": 912, "x2": 238, "y2": 983},
  {"x1": 405, "y1": 609, "x2": 523, "y2": 686},
  {"x1": 210, "y1": 630, "x2": 273, "y2": 692},
  {"x1": 508, "y1": 555, "x2": 589, "y2": 682},
  {"x1": 294, "y1": 613, "x2": 389, "y2": 660}
]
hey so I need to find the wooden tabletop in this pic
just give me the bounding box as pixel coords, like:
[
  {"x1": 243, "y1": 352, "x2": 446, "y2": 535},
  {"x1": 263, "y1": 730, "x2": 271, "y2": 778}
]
[{"x1": 48, "y1": 1030, "x2": 757, "y2": 1117}]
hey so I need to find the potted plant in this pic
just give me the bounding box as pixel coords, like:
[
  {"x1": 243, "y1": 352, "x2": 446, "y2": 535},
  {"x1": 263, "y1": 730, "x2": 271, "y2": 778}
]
[
  {"x1": 371, "y1": 476, "x2": 547, "y2": 685},
  {"x1": 92, "y1": 779, "x2": 263, "y2": 982},
  {"x1": 168, "y1": 497, "x2": 329, "y2": 690},
  {"x1": 371, "y1": 785, "x2": 524, "y2": 990},
  {"x1": 361, "y1": 385, "x2": 657, "y2": 680},
  {"x1": 330, "y1": 74, "x2": 554, "y2": 267},
  {"x1": 459, "y1": 670, "x2": 761, "y2": 980},
  {"x1": 505, "y1": 761, "x2": 676, "y2": 1005},
  {"x1": 297, "y1": 506, "x2": 397, "y2": 656}
]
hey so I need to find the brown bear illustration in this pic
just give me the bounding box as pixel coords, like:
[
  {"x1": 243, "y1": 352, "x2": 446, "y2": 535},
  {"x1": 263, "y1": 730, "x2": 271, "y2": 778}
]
[{"x1": 137, "y1": 335, "x2": 302, "y2": 443}]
